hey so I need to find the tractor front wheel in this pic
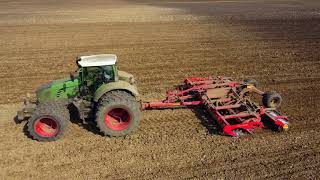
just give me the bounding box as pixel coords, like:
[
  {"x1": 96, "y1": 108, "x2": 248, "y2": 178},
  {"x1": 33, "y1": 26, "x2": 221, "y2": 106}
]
[
  {"x1": 27, "y1": 102, "x2": 69, "y2": 142},
  {"x1": 96, "y1": 91, "x2": 141, "y2": 137}
]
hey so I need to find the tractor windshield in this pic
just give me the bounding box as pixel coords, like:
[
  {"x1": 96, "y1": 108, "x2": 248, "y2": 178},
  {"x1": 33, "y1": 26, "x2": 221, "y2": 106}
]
[
  {"x1": 85, "y1": 66, "x2": 114, "y2": 82},
  {"x1": 81, "y1": 65, "x2": 114, "y2": 93}
]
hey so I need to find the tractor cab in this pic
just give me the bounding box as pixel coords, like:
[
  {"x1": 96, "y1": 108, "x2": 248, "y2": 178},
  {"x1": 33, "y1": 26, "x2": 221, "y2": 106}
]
[
  {"x1": 76, "y1": 54, "x2": 118, "y2": 81},
  {"x1": 76, "y1": 54, "x2": 119, "y2": 95}
]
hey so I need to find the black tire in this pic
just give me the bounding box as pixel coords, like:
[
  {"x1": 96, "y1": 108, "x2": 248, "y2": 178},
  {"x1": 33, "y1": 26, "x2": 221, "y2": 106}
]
[
  {"x1": 244, "y1": 79, "x2": 258, "y2": 87},
  {"x1": 262, "y1": 92, "x2": 282, "y2": 108},
  {"x1": 96, "y1": 90, "x2": 141, "y2": 137},
  {"x1": 27, "y1": 102, "x2": 69, "y2": 142}
]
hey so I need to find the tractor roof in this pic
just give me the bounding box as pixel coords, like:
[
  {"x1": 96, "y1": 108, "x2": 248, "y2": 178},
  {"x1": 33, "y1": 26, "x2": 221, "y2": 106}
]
[{"x1": 77, "y1": 54, "x2": 117, "y2": 67}]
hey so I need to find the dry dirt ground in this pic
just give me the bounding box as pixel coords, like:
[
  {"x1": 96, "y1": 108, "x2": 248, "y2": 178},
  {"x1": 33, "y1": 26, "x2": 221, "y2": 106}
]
[{"x1": 0, "y1": 0, "x2": 320, "y2": 179}]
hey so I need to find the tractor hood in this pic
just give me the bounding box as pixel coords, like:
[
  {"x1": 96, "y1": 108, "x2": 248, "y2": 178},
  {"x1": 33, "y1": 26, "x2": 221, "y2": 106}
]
[
  {"x1": 118, "y1": 70, "x2": 136, "y2": 85},
  {"x1": 35, "y1": 77, "x2": 80, "y2": 102}
]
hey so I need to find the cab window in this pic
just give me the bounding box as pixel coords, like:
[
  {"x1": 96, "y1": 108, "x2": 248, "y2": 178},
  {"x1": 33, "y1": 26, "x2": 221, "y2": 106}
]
[{"x1": 83, "y1": 66, "x2": 114, "y2": 85}]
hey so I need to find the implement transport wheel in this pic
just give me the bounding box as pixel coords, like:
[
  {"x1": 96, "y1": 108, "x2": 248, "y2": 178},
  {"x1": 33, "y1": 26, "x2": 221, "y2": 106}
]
[
  {"x1": 262, "y1": 92, "x2": 282, "y2": 108},
  {"x1": 244, "y1": 79, "x2": 258, "y2": 87},
  {"x1": 27, "y1": 102, "x2": 69, "y2": 142},
  {"x1": 96, "y1": 90, "x2": 141, "y2": 137}
]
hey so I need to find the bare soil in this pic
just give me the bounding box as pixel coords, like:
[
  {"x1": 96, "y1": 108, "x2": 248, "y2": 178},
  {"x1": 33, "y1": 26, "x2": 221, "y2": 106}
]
[{"x1": 0, "y1": 0, "x2": 319, "y2": 179}]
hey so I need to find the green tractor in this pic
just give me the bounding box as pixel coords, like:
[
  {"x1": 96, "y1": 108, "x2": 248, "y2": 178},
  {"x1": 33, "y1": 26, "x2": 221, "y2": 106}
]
[{"x1": 17, "y1": 54, "x2": 141, "y2": 141}]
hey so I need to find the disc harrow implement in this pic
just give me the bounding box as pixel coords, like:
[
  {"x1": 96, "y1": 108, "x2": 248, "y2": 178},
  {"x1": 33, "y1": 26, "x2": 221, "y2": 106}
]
[{"x1": 143, "y1": 76, "x2": 289, "y2": 136}]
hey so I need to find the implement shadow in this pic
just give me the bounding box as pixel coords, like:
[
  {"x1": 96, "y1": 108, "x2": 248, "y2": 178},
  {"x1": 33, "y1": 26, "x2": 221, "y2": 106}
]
[{"x1": 191, "y1": 106, "x2": 220, "y2": 135}]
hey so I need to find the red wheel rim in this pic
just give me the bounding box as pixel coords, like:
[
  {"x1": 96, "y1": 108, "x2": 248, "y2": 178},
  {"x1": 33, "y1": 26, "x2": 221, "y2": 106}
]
[
  {"x1": 34, "y1": 117, "x2": 59, "y2": 137},
  {"x1": 104, "y1": 108, "x2": 131, "y2": 131}
]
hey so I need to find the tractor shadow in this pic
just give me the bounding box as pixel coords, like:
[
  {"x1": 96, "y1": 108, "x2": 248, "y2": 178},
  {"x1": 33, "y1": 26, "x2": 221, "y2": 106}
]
[
  {"x1": 191, "y1": 106, "x2": 221, "y2": 135},
  {"x1": 68, "y1": 104, "x2": 104, "y2": 136}
]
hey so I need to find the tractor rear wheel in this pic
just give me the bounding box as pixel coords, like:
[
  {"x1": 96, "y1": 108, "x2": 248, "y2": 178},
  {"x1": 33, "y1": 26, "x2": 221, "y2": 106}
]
[
  {"x1": 96, "y1": 91, "x2": 141, "y2": 137},
  {"x1": 27, "y1": 102, "x2": 69, "y2": 142}
]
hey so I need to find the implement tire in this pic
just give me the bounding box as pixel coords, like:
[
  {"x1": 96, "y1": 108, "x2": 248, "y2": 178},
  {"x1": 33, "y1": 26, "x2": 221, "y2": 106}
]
[
  {"x1": 262, "y1": 92, "x2": 282, "y2": 108},
  {"x1": 96, "y1": 90, "x2": 141, "y2": 137}
]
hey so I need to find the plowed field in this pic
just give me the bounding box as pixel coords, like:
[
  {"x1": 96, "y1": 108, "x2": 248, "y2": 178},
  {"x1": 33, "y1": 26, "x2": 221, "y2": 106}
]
[{"x1": 0, "y1": 0, "x2": 319, "y2": 179}]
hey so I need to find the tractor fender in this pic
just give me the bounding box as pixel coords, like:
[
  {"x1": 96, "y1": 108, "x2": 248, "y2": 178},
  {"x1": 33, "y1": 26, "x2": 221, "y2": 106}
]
[{"x1": 93, "y1": 81, "x2": 140, "y2": 102}]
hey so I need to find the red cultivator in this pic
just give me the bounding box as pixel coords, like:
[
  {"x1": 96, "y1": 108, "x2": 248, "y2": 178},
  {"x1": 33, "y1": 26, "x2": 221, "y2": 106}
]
[{"x1": 143, "y1": 76, "x2": 289, "y2": 136}]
